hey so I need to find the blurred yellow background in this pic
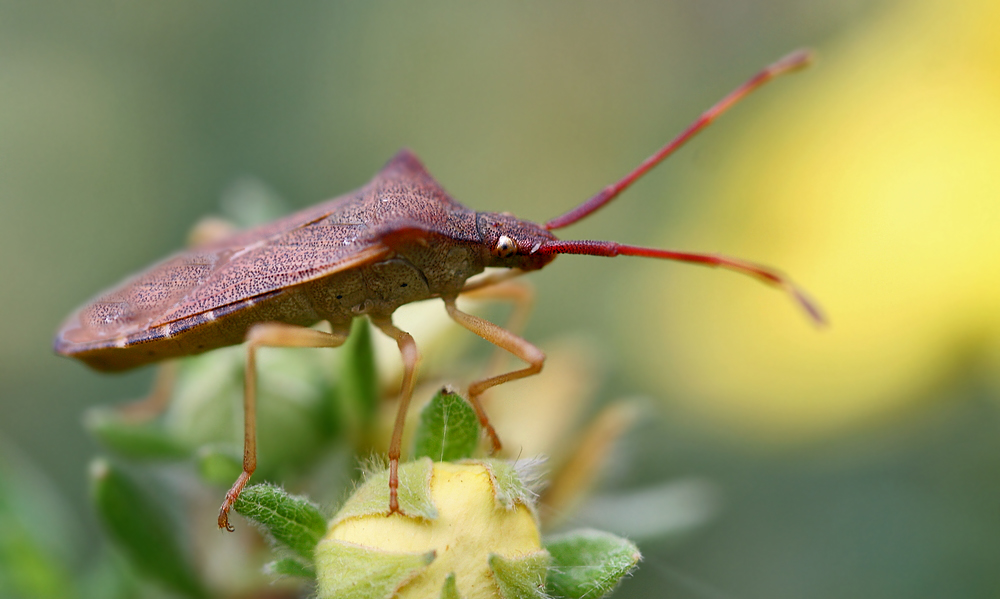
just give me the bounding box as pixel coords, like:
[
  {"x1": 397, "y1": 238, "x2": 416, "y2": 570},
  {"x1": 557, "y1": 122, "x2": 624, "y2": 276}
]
[
  {"x1": 633, "y1": 0, "x2": 1000, "y2": 439},
  {"x1": 1, "y1": 1, "x2": 998, "y2": 597}
]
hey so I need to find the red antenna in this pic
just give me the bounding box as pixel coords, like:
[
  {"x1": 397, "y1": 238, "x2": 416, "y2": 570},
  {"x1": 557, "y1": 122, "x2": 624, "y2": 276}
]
[
  {"x1": 534, "y1": 240, "x2": 825, "y2": 323},
  {"x1": 538, "y1": 49, "x2": 824, "y2": 324},
  {"x1": 544, "y1": 49, "x2": 813, "y2": 231}
]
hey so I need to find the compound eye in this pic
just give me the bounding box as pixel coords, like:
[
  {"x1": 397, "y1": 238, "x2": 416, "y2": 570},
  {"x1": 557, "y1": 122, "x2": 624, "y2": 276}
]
[{"x1": 494, "y1": 235, "x2": 517, "y2": 258}]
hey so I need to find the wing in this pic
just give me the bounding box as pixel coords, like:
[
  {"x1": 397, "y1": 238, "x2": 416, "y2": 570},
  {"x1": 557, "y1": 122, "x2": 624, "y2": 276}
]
[
  {"x1": 158, "y1": 149, "x2": 480, "y2": 324},
  {"x1": 56, "y1": 149, "x2": 478, "y2": 347}
]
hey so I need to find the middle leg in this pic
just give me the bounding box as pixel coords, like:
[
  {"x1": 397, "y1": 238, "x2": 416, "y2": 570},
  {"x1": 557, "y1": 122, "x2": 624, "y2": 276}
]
[{"x1": 369, "y1": 316, "x2": 421, "y2": 515}]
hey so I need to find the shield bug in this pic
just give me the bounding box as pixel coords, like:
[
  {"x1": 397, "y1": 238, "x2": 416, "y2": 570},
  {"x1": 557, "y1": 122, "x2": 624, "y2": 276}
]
[{"x1": 55, "y1": 49, "x2": 821, "y2": 531}]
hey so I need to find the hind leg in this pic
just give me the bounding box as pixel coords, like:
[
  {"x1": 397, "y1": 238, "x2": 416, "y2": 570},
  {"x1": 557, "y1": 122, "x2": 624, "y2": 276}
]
[
  {"x1": 114, "y1": 361, "x2": 178, "y2": 422},
  {"x1": 218, "y1": 322, "x2": 349, "y2": 531}
]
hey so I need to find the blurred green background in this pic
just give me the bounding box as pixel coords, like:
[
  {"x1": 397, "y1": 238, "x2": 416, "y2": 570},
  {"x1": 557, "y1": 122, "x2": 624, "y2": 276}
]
[{"x1": 2, "y1": 1, "x2": 999, "y2": 598}]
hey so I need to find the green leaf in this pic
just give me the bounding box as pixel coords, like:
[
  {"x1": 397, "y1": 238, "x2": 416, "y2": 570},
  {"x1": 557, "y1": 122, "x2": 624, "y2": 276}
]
[
  {"x1": 337, "y1": 319, "x2": 379, "y2": 437},
  {"x1": 266, "y1": 558, "x2": 316, "y2": 580},
  {"x1": 544, "y1": 529, "x2": 641, "y2": 599},
  {"x1": 0, "y1": 446, "x2": 76, "y2": 599},
  {"x1": 413, "y1": 389, "x2": 481, "y2": 462},
  {"x1": 232, "y1": 483, "x2": 326, "y2": 561},
  {"x1": 89, "y1": 459, "x2": 204, "y2": 599},
  {"x1": 171, "y1": 345, "x2": 329, "y2": 480},
  {"x1": 166, "y1": 348, "x2": 244, "y2": 458},
  {"x1": 315, "y1": 540, "x2": 434, "y2": 599},
  {"x1": 440, "y1": 572, "x2": 462, "y2": 599},
  {"x1": 84, "y1": 407, "x2": 191, "y2": 460},
  {"x1": 253, "y1": 348, "x2": 330, "y2": 470},
  {"x1": 488, "y1": 551, "x2": 551, "y2": 599}
]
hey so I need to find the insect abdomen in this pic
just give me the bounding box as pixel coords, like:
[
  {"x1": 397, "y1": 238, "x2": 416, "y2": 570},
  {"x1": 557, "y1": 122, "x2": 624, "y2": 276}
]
[{"x1": 54, "y1": 288, "x2": 319, "y2": 371}]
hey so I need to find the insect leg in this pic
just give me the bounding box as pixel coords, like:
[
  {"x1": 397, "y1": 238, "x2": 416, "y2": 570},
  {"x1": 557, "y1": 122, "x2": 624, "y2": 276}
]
[
  {"x1": 218, "y1": 322, "x2": 350, "y2": 532},
  {"x1": 368, "y1": 316, "x2": 421, "y2": 515},
  {"x1": 459, "y1": 278, "x2": 535, "y2": 379},
  {"x1": 458, "y1": 268, "x2": 526, "y2": 294},
  {"x1": 116, "y1": 361, "x2": 178, "y2": 422},
  {"x1": 442, "y1": 297, "x2": 546, "y2": 453}
]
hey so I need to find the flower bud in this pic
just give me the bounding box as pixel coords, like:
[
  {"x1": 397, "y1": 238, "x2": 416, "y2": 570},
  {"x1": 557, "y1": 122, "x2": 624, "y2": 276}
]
[{"x1": 316, "y1": 458, "x2": 549, "y2": 599}]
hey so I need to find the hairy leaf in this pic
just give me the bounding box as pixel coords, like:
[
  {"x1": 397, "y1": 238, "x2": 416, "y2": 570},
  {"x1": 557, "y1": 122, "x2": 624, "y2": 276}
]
[
  {"x1": 413, "y1": 389, "x2": 480, "y2": 462},
  {"x1": 233, "y1": 484, "x2": 326, "y2": 561},
  {"x1": 266, "y1": 558, "x2": 316, "y2": 580},
  {"x1": 545, "y1": 529, "x2": 640, "y2": 599}
]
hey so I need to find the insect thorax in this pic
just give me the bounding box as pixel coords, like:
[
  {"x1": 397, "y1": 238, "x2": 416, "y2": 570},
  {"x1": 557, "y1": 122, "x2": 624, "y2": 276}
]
[{"x1": 303, "y1": 240, "x2": 486, "y2": 323}]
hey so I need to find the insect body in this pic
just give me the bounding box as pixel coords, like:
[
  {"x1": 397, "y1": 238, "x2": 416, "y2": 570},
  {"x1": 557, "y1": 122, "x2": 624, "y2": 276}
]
[
  {"x1": 54, "y1": 153, "x2": 555, "y2": 372},
  {"x1": 56, "y1": 50, "x2": 820, "y2": 531}
]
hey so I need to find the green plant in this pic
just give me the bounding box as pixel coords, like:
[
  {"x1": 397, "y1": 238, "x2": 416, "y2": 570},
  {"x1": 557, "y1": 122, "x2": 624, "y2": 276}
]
[{"x1": 72, "y1": 187, "x2": 712, "y2": 599}]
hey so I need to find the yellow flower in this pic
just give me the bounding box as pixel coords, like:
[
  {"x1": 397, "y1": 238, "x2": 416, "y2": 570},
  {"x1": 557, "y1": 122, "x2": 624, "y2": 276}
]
[{"x1": 316, "y1": 459, "x2": 549, "y2": 599}]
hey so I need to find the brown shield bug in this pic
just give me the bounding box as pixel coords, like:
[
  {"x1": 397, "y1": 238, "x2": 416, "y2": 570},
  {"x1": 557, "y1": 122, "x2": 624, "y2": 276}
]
[{"x1": 55, "y1": 50, "x2": 821, "y2": 530}]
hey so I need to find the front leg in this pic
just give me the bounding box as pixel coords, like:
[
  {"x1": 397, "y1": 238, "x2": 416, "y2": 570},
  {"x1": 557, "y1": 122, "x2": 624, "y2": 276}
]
[
  {"x1": 459, "y1": 277, "x2": 536, "y2": 380},
  {"x1": 443, "y1": 296, "x2": 545, "y2": 453}
]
